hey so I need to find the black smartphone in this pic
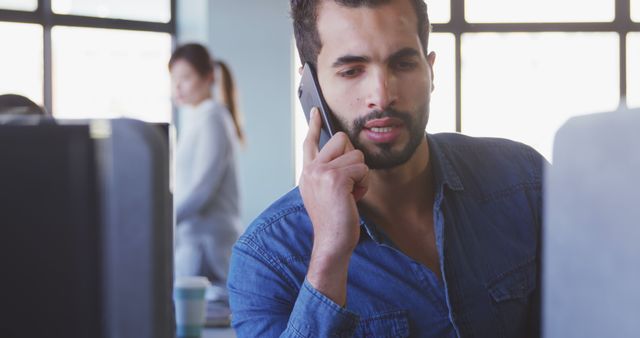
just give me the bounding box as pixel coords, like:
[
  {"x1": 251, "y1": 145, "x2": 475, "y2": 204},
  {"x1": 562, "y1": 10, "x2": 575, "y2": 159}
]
[{"x1": 298, "y1": 62, "x2": 336, "y2": 150}]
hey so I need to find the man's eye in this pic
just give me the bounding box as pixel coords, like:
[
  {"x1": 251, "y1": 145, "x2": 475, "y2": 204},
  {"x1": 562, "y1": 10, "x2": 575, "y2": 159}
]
[
  {"x1": 395, "y1": 61, "x2": 418, "y2": 71},
  {"x1": 339, "y1": 68, "x2": 362, "y2": 78}
]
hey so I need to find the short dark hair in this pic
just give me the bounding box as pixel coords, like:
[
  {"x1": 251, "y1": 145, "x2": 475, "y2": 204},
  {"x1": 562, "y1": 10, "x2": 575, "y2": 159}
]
[
  {"x1": 0, "y1": 94, "x2": 47, "y2": 116},
  {"x1": 291, "y1": 0, "x2": 430, "y2": 66}
]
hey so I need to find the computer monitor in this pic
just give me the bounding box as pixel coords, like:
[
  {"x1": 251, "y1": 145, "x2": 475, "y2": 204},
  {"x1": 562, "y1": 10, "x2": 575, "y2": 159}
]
[
  {"x1": 0, "y1": 118, "x2": 173, "y2": 338},
  {"x1": 543, "y1": 107, "x2": 640, "y2": 337}
]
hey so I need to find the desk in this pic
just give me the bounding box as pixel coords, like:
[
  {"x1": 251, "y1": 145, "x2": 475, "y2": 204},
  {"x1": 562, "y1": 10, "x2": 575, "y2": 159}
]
[{"x1": 202, "y1": 327, "x2": 236, "y2": 338}]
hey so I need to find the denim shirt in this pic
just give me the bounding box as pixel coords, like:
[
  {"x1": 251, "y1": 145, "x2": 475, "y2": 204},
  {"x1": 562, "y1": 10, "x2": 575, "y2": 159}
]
[{"x1": 228, "y1": 133, "x2": 544, "y2": 337}]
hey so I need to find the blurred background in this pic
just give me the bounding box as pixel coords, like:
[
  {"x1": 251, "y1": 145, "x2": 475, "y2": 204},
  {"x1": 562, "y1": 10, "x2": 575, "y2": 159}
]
[{"x1": 1, "y1": 0, "x2": 638, "y2": 227}]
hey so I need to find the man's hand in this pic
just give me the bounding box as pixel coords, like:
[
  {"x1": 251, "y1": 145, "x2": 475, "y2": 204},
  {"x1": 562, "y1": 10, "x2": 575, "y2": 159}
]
[{"x1": 299, "y1": 108, "x2": 369, "y2": 306}]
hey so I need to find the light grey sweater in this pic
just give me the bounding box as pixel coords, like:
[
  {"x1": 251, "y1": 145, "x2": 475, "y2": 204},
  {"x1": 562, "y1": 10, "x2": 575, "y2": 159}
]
[{"x1": 174, "y1": 99, "x2": 240, "y2": 281}]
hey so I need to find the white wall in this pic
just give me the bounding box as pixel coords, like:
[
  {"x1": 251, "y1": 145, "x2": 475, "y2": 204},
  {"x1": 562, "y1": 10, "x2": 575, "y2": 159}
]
[
  {"x1": 177, "y1": 0, "x2": 296, "y2": 228},
  {"x1": 209, "y1": 1, "x2": 296, "y2": 227},
  {"x1": 176, "y1": 0, "x2": 209, "y2": 44}
]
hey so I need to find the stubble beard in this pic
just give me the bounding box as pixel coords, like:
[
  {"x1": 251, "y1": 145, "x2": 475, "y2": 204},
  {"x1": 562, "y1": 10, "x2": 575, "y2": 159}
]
[{"x1": 334, "y1": 105, "x2": 429, "y2": 170}]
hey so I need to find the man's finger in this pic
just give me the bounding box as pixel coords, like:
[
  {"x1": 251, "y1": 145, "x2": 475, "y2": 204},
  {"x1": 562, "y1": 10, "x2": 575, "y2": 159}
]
[
  {"x1": 316, "y1": 132, "x2": 355, "y2": 163},
  {"x1": 327, "y1": 149, "x2": 365, "y2": 169},
  {"x1": 342, "y1": 163, "x2": 370, "y2": 191},
  {"x1": 344, "y1": 163, "x2": 369, "y2": 201},
  {"x1": 303, "y1": 107, "x2": 321, "y2": 165}
]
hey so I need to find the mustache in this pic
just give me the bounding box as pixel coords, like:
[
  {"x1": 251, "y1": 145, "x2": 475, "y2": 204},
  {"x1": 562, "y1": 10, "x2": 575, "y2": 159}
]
[{"x1": 352, "y1": 108, "x2": 413, "y2": 132}]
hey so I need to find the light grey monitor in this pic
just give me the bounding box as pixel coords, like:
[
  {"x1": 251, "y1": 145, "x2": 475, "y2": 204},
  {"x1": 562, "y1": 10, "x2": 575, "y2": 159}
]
[
  {"x1": 98, "y1": 119, "x2": 174, "y2": 338},
  {"x1": 543, "y1": 107, "x2": 640, "y2": 337}
]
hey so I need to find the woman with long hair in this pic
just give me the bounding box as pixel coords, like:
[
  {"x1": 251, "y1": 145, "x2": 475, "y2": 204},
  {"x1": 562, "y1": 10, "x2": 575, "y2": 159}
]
[{"x1": 169, "y1": 43, "x2": 243, "y2": 325}]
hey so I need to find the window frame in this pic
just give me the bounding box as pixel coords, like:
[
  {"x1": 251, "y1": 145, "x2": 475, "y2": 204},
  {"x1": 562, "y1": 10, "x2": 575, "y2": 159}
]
[
  {"x1": 0, "y1": 0, "x2": 176, "y2": 115},
  {"x1": 432, "y1": 0, "x2": 639, "y2": 131}
]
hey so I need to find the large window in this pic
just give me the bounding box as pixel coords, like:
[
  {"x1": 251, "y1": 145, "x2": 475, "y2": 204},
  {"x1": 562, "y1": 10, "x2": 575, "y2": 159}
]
[
  {"x1": 425, "y1": 33, "x2": 456, "y2": 133},
  {"x1": 52, "y1": 0, "x2": 171, "y2": 23},
  {"x1": 465, "y1": 0, "x2": 615, "y2": 23},
  {"x1": 441, "y1": 0, "x2": 637, "y2": 160},
  {"x1": 0, "y1": 22, "x2": 43, "y2": 105},
  {"x1": 52, "y1": 27, "x2": 171, "y2": 121},
  {"x1": 462, "y1": 33, "x2": 619, "y2": 157},
  {"x1": 428, "y1": 0, "x2": 451, "y2": 23},
  {"x1": 0, "y1": 0, "x2": 37, "y2": 11},
  {"x1": 0, "y1": 0, "x2": 174, "y2": 121}
]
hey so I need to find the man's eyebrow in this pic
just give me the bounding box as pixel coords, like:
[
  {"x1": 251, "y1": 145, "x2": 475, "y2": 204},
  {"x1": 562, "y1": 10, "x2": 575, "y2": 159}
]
[
  {"x1": 331, "y1": 48, "x2": 421, "y2": 67},
  {"x1": 332, "y1": 55, "x2": 370, "y2": 67},
  {"x1": 388, "y1": 47, "x2": 420, "y2": 61}
]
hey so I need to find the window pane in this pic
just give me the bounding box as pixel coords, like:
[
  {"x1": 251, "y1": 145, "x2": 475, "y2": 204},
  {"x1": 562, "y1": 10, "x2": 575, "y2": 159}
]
[
  {"x1": 52, "y1": 27, "x2": 172, "y2": 122},
  {"x1": 462, "y1": 33, "x2": 619, "y2": 160},
  {"x1": 629, "y1": 33, "x2": 640, "y2": 108},
  {"x1": 0, "y1": 22, "x2": 43, "y2": 105},
  {"x1": 426, "y1": 0, "x2": 450, "y2": 24},
  {"x1": 633, "y1": 0, "x2": 640, "y2": 23},
  {"x1": 466, "y1": 0, "x2": 614, "y2": 23},
  {"x1": 0, "y1": 0, "x2": 37, "y2": 11},
  {"x1": 428, "y1": 33, "x2": 456, "y2": 133},
  {"x1": 52, "y1": 0, "x2": 170, "y2": 23}
]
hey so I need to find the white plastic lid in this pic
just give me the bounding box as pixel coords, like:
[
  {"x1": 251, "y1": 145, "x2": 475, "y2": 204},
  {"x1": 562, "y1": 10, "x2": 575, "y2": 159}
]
[{"x1": 174, "y1": 276, "x2": 210, "y2": 289}]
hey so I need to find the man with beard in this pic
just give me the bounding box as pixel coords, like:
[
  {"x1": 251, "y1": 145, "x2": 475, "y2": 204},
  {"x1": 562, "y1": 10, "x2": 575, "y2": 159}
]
[{"x1": 228, "y1": 0, "x2": 544, "y2": 337}]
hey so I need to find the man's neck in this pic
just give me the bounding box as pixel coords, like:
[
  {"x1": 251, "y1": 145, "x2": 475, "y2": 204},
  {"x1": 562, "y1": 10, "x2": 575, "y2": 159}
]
[{"x1": 360, "y1": 138, "x2": 434, "y2": 223}]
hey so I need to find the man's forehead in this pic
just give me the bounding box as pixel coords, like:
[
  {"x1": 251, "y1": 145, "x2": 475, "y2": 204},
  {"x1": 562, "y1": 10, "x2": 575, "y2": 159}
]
[
  {"x1": 316, "y1": 0, "x2": 421, "y2": 61},
  {"x1": 317, "y1": 0, "x2": 417, "y2": 33}
]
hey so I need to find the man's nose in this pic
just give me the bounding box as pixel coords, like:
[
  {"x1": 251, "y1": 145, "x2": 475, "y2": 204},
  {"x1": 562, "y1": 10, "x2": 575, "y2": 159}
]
[{"x1": 366, "y1": 68, "x2": 397, "y2": 111}]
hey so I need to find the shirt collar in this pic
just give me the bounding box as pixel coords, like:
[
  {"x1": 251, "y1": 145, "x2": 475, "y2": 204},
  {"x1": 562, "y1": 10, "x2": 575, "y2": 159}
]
[{"x1": 427, "y1": 133, "x2": 464, "y2": 192}]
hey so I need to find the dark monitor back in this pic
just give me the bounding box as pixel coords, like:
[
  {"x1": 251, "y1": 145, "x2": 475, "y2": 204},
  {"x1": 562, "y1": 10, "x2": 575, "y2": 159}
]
[
  {"x1": 0, "y1": 119, "x2": 173, "y2": 338},
  {"x1": 0, "y1": 124, "x2": 101, "y2": 337}
]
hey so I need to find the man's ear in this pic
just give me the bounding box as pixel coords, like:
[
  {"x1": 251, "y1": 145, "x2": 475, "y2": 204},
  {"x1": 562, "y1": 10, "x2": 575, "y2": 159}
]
[{"x1": 427, "y1": 51, "x2": 436, "y2": 93}]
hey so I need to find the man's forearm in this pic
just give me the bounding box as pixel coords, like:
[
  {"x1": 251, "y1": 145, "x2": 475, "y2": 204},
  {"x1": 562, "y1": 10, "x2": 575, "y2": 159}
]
[{"x1": 306, "y1": 250, "x2": 351, "y2": 307}]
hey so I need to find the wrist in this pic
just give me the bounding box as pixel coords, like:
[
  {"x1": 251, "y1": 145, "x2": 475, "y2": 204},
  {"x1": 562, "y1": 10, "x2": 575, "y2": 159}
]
[{"x1": 306, "y1": 249, "x2": 352, "y2": 306}]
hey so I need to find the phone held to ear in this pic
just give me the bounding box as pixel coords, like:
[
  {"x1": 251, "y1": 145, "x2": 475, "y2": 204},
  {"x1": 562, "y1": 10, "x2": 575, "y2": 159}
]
[{"x1": 298, "y1": 62, "x2": 336, "y2": 150}]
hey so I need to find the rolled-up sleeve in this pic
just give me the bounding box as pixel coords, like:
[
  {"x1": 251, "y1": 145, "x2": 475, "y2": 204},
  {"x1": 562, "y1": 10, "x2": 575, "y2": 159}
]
[
  {"x1": 228, "y1": 237, "x2": 359, "y2": 338},
  {"x1": 287, "y1": 279, "x2": 359, "y2": 337}
]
